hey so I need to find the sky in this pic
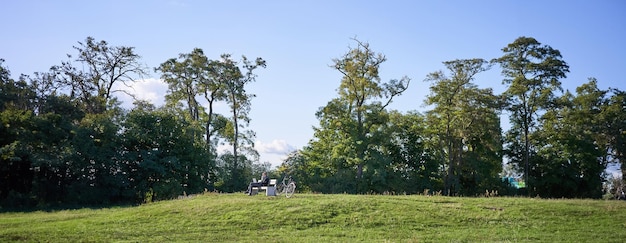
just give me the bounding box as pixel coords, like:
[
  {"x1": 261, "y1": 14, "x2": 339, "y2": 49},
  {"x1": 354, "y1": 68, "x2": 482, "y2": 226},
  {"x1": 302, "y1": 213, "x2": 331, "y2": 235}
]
[{"x1": 2, "y1": 0, "x2": 625, "y2": 170}]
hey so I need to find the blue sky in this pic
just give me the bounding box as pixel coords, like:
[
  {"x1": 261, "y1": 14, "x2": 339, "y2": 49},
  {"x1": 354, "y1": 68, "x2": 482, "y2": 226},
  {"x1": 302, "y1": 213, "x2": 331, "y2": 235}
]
[{"x1": 2, "y1": 1, "x2": 625, "y2": 168}]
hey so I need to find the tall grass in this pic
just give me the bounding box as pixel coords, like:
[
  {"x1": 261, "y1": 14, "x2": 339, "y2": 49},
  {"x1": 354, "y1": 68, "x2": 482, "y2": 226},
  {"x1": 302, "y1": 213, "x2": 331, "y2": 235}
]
[{"x1": 1, "y1": 193, "x2": 625, "y2": 242}]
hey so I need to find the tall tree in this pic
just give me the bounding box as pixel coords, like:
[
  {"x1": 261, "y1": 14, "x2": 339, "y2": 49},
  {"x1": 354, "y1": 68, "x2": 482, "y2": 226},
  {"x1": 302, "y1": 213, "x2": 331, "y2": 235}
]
[
  {"x1": 202, "y1": 55, "x2": 231, "y2": 151},
  {"x1": 156, "y1": 48, "x2": 229, "y2": 190},
  {"x1": 53, "y1": 37, "x2": 147, "y2": 114},
  {"x1": 157, "y1": 48, "x2": 206, "y2": 123},
  {"x1": 492, "y1": 37, "x2": 569, "y2": 193},
  {"x1": 424, "y1": 58, "x2": 501, "y2": 196},
  {"x1": 303, "y1": 39, "x2": 410, "y2": 193},
  {"x1": 218, "y1": 54, "x2": 265, "y2": 191},
  {"x1": 330, "y1": 38, "x2": 410, "y2": 181}
]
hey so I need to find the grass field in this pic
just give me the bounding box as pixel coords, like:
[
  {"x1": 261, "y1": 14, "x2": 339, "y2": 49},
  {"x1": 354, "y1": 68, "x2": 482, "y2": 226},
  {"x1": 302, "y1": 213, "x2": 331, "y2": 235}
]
[{"x1": 1, "y1": 193, "x2": 625, "y2": 242}]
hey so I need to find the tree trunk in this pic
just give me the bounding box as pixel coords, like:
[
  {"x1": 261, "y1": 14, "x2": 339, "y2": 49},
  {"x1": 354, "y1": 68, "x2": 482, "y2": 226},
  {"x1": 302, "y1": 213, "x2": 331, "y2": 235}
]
[{"x1": 231, "y1": 93, "x2": 239, "y2": 186}]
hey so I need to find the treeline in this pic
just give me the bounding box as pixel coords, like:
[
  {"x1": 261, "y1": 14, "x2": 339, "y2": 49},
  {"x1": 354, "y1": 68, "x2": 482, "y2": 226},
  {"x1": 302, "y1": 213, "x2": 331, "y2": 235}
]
[
  {"x1": 0, "y1": 37, "x2": 266, "y2": 208},
  {"x1": 278, "y1": 37, "x2": 626, "y2": 198},
  {"x1": 1, "y1": 36, "x2": 625, "y2": 208}
]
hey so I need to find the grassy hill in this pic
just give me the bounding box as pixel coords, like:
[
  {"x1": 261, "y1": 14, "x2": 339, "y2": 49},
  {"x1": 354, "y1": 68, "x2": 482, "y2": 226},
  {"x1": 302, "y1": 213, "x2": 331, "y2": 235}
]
[{"x1": 1, "y1": 193, "x2": 625, "y2": 242}]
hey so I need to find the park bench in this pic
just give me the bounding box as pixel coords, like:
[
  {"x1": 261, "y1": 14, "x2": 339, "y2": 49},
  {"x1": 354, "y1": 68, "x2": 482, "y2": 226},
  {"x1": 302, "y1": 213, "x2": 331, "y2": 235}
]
[{"x1": 250, "y1": 179, "x2": 277, "y2": 196}]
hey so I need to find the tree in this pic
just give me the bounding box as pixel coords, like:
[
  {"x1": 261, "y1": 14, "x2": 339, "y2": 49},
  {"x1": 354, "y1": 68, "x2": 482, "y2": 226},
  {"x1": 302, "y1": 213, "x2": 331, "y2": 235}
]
[
  {"x1": 386, "y1": 111, "x2": 441, "y2": 194},
  {"x1": 157, "y1": 48, "x2": 205, "y2": 122},
  {"x1": 62, "y1": 113, "x2": 123, "y2": 204},
  {"x1": 216, "y1": 54, "x2": 265, "y2": 191},
  {"x1": 276, "y1": 151, "x2": 309, "y2": 191},
  {"x1": 302, "y1": 98, "x2": 357, "y2": 193},
  {"x1": 155, "y1": 48, "x2": 227, "y2": 190},
  {"x1": 0, "y1": 75, "x2": 91, "y2": 206},
  {"x1": 492, "y1": 37, "x2": 569, "y2": 194},
  {"x1": 53, "y1": 37, "x2": 147, "y2": 114},
  {"x1": 156, "y1": 51, "x2": 265, "y2": 192},
  {"x1": 332, "y1": 38, "x2": 409, "y2": 179},
  {"x1": 603, "y1": 89, "x2": 626, "y2": 188},
  {"x1": 532, "y1": 79, "x2": 608, "y2": 198},
  {"x1": 0, "y1": 60, "x2": 35, "y2": 112},
  {"x1": 304, "y1": 38, "x2": 410, "y2": 193},
  {"x1": 202, "y1": 54, "x2": 232, "y2": 151},
  {"x1": 156, "y1": 48, "x2": 232, "y2": 190},
  {"x1": 121, "y1": 108, "x2": 210, "y2": 202},
  {"x1": 424, "y1": 58, "x2": 502, "y2": 196},
  {"x1": 0, "y1": 62, "x2": 38, "y2": 207},
  {"x1": 0, "y1": 59, "x2": 7, "y2": 83}
]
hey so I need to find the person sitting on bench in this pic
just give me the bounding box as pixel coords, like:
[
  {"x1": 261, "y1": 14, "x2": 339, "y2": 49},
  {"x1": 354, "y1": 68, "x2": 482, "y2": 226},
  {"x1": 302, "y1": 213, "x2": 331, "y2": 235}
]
[{"x1": 246, "y1": 172, "x2": 269, "y2": 195}]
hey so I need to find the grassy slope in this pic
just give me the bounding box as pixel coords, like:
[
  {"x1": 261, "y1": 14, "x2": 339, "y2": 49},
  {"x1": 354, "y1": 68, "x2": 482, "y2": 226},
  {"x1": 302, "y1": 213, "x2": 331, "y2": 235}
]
[{"x1": 1, "y1": 193, "x2": 625, "y2": 242}]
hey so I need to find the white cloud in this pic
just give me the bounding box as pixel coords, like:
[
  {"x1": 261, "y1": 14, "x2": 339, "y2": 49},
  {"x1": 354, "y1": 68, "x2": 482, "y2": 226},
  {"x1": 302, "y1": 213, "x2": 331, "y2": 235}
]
[
  {"x1": 216, "y1": 144, "x2": 231, "y2": 154},
  {"x1": 114, "y1": 78, "x2": 168, "y2": 108},
  {"x1": 255, "y1": 139, "x2": 296, "y2": 155}
]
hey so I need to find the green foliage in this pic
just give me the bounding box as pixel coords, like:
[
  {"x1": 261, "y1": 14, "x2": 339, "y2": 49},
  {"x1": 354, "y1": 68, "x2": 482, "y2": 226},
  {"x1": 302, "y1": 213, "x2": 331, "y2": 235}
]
[
  {"x1": 156, "y1": 50, "x2": 265, "y2": 193},
  {"x1": 424, "y1": 58, "x2": 502, "y2": 196},
  {"x1": 385, "y1": 111, "x2": 442, "y2": 193},
  {"x1": 303, "y1": 39, "x2": 411, "y2": 194},
  {"x1": 215, "y1": 153, "x2": 255, "y2": 192},
  {"x1": 121, "y1": 109, "x2": 211, "y2": 202},
  {"x1": 2, "y1": 34, "x2": 626, "y2": 209},
  {"x1": 493, "y1": 36, "x2": 570, "y2": 193},
  {"x1": 532, "y1": 79, "x2": 614, "y2": 198},
  {"x1": 0, "y1": 108, "x2": 36, "y2": 207},
  {"x1": 603, "y1": 89, "x2": 626, "y2": 181},
  {"x1": 157, "y1": 48, "x2": 207, "y2": 122},
  {"x1": 1, "y1": 39, "x2": 217, "y2": 207}
]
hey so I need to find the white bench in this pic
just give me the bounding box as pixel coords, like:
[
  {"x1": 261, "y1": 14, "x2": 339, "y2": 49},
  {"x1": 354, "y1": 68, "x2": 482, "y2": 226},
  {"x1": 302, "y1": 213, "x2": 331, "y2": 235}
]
[{"x1": 250, "y1": 179, "x2": 277, "y2": 196}]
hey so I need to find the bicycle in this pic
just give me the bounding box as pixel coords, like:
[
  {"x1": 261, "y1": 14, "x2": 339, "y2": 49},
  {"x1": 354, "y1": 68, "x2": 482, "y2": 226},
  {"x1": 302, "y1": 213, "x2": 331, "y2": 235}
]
[{"x1": 275, "y1": 176, "x2": 296, "y2": 198}]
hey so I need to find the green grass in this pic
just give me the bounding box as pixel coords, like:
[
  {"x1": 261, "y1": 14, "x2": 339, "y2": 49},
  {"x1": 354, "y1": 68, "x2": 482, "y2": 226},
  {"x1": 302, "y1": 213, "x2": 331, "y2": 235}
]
[{"x1": 1, "y1": 193, "x2": 625, "y2": 242}]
